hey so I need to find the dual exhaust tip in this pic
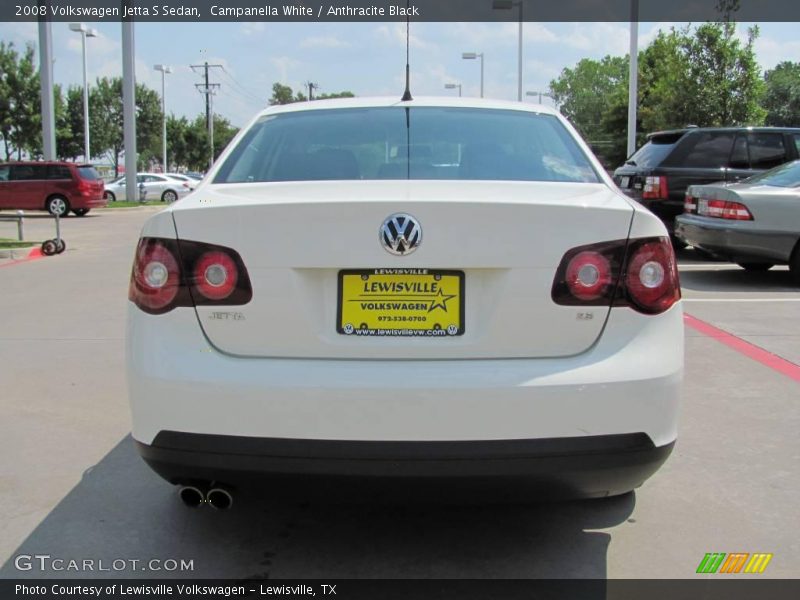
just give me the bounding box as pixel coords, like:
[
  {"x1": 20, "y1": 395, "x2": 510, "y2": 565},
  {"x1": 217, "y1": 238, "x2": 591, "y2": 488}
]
[{"x1": 179, "y1": 485, "x2": 233, "y2": 510}]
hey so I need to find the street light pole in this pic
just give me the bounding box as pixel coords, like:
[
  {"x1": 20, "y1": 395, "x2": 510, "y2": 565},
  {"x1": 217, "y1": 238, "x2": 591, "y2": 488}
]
[
  {"x1": 525, "y1": 90, "x2": 553, "y2": 104},
  {"x1": 492, "y1": 0, "x2": 523, "y2": 101},
  {"x1": 627, "y1": 0, "x2": 639, "y2": 158},
  {"x1": 38, "y1": 20, "x2": 55, "y2": 160},
  {"x1": 444, "y1": 83, "x2": 462, "y2": 97},
  {"x1": 69, "y1": 23, "x2": 97, "y2": 163},
  {"x1": 461, "y1": 52, "x2": 484, "y2": 98},
  {"x1": 154, "y1": 64, "x2": 172, "y2": 172}
]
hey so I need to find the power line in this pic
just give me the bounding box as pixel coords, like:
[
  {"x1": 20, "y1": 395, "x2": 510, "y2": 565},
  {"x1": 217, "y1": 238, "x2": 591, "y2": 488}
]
[{"x1": 219, "y1": 66, "x2": 264, "y2": 104}]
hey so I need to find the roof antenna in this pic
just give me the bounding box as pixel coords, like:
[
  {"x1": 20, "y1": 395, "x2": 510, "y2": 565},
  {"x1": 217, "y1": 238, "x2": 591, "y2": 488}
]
[{"x1": 401, "y1": 0, "x2": 412, "y2": 101}]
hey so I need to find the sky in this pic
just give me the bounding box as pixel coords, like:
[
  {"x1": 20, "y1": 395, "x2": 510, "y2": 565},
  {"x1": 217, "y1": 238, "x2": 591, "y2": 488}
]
[{"x1": 1, "y1": 21, "x2": 799, "y2": 128}]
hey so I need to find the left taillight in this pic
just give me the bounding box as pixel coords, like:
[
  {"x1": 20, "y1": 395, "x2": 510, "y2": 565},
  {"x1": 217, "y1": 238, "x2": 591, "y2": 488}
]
[{"x1": 129, "y1": 237, "x2": 252, "y2": 315}]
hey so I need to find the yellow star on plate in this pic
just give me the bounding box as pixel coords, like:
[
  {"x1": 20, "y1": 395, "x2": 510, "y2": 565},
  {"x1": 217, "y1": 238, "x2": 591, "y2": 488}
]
[{"x1": 427, "y1": 288, "x2": 457, "y2": 313}]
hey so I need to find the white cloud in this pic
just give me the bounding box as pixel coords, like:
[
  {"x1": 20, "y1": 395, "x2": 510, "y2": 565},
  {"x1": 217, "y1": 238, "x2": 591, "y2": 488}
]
[
  {"x1": 753, "y1": 36, "x2": 800, "y2": 71},
  {"x1": 270, "y1": 56, "x2": 301, "y2": 83},
  {"x1": 0, "y1": 21, "x2": 37, "y2": 47},
  {"x1": 300, "y1": 35, "x2": 351, "y2": 49},
  {"x1": 240, "y1": 22, "x2": 266, "y2": 36},
  {"x1": 374, "y1": 23, "x2": 435, "y2": 50}
]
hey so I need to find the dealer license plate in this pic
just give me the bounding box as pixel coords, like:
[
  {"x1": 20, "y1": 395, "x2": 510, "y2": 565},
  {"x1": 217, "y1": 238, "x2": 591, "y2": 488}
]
[{"x1": 337, "y1": 269, "x2": 464, "y2": 337}]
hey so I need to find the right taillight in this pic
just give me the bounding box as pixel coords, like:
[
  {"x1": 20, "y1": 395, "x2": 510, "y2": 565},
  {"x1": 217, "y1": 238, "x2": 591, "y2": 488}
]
[
  {"x1": 129, "y1": 237, "x2": 252, "y2": 314},
  {"x1": 624, "y1": 239, "x2": 681, "y2": 314},
  {"x1": 552, "y1": 237, "x2": 680, "y2": 315}
]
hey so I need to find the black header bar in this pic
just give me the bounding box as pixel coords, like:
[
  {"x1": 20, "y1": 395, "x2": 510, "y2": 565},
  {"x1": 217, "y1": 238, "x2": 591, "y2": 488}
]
[{"x1": 4, "y1": 0, "x2": 800, "y2": 23}]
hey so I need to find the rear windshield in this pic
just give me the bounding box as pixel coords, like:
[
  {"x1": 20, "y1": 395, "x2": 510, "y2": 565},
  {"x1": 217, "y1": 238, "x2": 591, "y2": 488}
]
[
  {"x1": 626, "y1": 133, "x2": 684, "y2": 168},
  {"x1": 214, "y1": 107, "x2": 600, "y2": 184},
  {"x1": 744, "y1": 160, "x2": 800, "y2": 187},
  {"x1": 77, "y1": 166, "x2": 100, "y2": 180}
]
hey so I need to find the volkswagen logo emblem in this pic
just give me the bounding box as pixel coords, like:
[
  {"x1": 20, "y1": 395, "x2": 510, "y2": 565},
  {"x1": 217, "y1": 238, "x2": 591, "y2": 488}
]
[{"x1": 380, "y1": 213, "x2": 422, "y2": 256}]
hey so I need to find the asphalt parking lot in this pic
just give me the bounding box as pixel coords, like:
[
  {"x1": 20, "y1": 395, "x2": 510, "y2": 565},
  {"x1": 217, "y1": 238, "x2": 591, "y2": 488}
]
[{"x1": 0, "y1": 207, "x2": 798, "y2": 579}]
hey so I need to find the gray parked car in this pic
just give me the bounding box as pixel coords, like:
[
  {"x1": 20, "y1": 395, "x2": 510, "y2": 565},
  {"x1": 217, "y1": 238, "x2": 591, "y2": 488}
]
[
  {"x1": 675, "y1": 159, "x2": 800, "y2": 283},
  {"x1": 104, "y1": 173, "x2": 191, "y2": 202}
]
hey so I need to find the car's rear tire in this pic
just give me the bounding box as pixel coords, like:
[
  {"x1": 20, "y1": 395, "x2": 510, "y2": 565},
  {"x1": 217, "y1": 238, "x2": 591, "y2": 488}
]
[
  {"x1": 73, "y1": 208, "x2": 90, "y2": 217},
  {"x1": 670, "y1": 235, "x2": 687, "y2": 250},
  {"x1": 790, "y1": 244, "x2": 800, "y2": 285},
  {"x1": 691, "y1": 246, "x2": 716, "y2": 260},
  {"x1": 46, "y1": 195, "x2": 70, "y2": 217},
  {"x1": 737, "y1": 262, "x2": 774, "y2": 272},
  {"x1": 162, "y1": 189, "x2": 178, "y2": 203},
  {"x1": 104, "y1": 191, "x2": 116, "y2": 202}
]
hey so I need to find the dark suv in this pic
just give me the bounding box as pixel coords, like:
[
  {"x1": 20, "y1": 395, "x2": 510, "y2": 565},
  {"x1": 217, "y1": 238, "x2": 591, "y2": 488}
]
[
  {"x1": 613, "y1": 127, "x2": 800, "y2": 241},
  {"x1": 0, "y1": 161, "x2": 106, "y2": 217}
]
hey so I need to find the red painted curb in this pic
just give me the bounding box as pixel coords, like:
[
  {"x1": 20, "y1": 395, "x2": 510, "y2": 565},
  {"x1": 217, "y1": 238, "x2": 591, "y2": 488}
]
[
  {"x1": 0, "y1": 245, "x2": 45, "y2": 268},
  {"x1": 684, "y1": 313, "x2": 800, "y2": 384}
]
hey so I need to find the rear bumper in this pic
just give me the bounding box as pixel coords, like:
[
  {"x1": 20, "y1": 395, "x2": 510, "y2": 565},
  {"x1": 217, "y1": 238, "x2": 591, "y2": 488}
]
[
  {"x1": 675, "y1": 216, "x2": 795, "y2": 263},
  {"x1": 136, "y1": 432, "x2": 675, "y2": 499},
  {"x1": 128, "y1": 306, "x2": 683, "y2": 447}
]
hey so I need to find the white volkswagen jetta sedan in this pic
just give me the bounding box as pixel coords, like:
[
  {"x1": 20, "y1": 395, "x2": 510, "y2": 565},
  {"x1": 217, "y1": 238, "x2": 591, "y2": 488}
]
[{"x1": 127, "y1": 97, "x2": 682, "y2": 506}]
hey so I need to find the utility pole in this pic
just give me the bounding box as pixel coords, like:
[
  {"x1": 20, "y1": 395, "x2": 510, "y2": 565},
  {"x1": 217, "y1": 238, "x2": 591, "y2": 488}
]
[
  {"x1": 306, "y1": 82, "x2": 318, "y2": 101},
  {"x1": 190, "y1": 61, "x2": 222, "y2": 170},
  {"x1": 122, "y1": 20, "x2": 137, "y2": 204},
  {"x1": 37, "y1": 17, "x2": 56, "y2": 160},
  {"x1": 627, "y1": 0, "x2": 639, "y2": 158}
]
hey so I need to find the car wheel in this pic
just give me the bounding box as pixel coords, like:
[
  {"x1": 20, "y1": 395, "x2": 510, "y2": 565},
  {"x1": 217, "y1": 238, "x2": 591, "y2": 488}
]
[
  {"x1": 46, "y1": 196, "x2": 70, "y2": 217},
  {"x1": 73, "y1": 208, "x2": 90, "y2": 217},
  {"x1": 104, "y1": 191, "x2": 116, "y2": 202},
  {"x1": 691, "y1": 247, "x2": 716, "y2": 260},
  {"x1": 790, "y1": 244, "x2": 800, "y2": 285},
  {"x1": 669, "y1": 235, "x2": 687, "y2": 250},
  {"x1": 162, "y1": 189, "x2": 178, "y2": 203},
  {"x1": 737, "y1": 263, "x2": 774, "y2": 272}
]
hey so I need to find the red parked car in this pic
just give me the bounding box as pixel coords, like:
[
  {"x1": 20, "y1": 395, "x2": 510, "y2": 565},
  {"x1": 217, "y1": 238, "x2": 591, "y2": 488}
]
[{"x1": 0, "y1": 161, "x2": 106, "y2": 217}]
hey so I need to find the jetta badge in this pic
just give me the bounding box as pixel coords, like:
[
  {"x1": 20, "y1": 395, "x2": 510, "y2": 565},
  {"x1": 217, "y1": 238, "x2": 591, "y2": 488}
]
[{"x1": 380, "y1": 213, "x2": 422, "y2": 256}]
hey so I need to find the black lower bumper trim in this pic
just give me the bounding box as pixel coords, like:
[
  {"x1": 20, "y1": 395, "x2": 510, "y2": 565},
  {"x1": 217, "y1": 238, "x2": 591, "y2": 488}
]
[{"x1": 136, "y1": 432, "x2": 674, "y2": 500}]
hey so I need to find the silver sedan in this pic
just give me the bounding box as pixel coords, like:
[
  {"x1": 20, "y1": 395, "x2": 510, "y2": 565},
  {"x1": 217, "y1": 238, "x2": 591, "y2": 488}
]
[
  {"x1": 675, "y1": 160, "x2": 800, "y2": 283},
  {"x1": 103, "y1": 173, "x2": 192, "y2": 203}
]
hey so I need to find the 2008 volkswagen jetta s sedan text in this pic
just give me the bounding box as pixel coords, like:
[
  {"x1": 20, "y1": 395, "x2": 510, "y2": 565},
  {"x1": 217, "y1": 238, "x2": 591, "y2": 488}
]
[{"x1": 126, "y1": 97, "x2": 683, "y2": 506}]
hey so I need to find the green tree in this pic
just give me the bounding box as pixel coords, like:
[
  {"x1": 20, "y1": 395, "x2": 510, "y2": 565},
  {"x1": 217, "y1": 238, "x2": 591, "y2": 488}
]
[
  {"x1": 165, "y1": 114, "x2": 190, "y2": 170},
  {"x1": 763, "y1": 61, "x2": 800, "y2": 126},
  {"x1": 550, "y1": 55, "x2": 629, "y2": 167},
  {"x1": 89, "y1": 77, "x2": 163, "y2": 177},
  {"x1": 269, "y1": 83, "x2": 299, "y2": 105},
  {"x1": 550, "y1": 22, "x2": 765, "y2": 166},
  {"x1": 0, "y1": 42, "x2": 41, "y2": 160},
  {"x1": 550, "y1": 55, "x2": 629, "y2": 145},
  {"x1": 165, "y1": 114, "x2": 238, "y2": 172},
  {"x1": 317, "y1": 91, "x2": 355, "y2": 100},
  {"x1": 678, "y1": 23, "x2": 765, "y2": 127},
  {"x1": 269, "y1": 82, "x2": 354, "y2": 105},
  {"x1": 57, "y1": 85, "x2": 85, "y2": 160}
]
